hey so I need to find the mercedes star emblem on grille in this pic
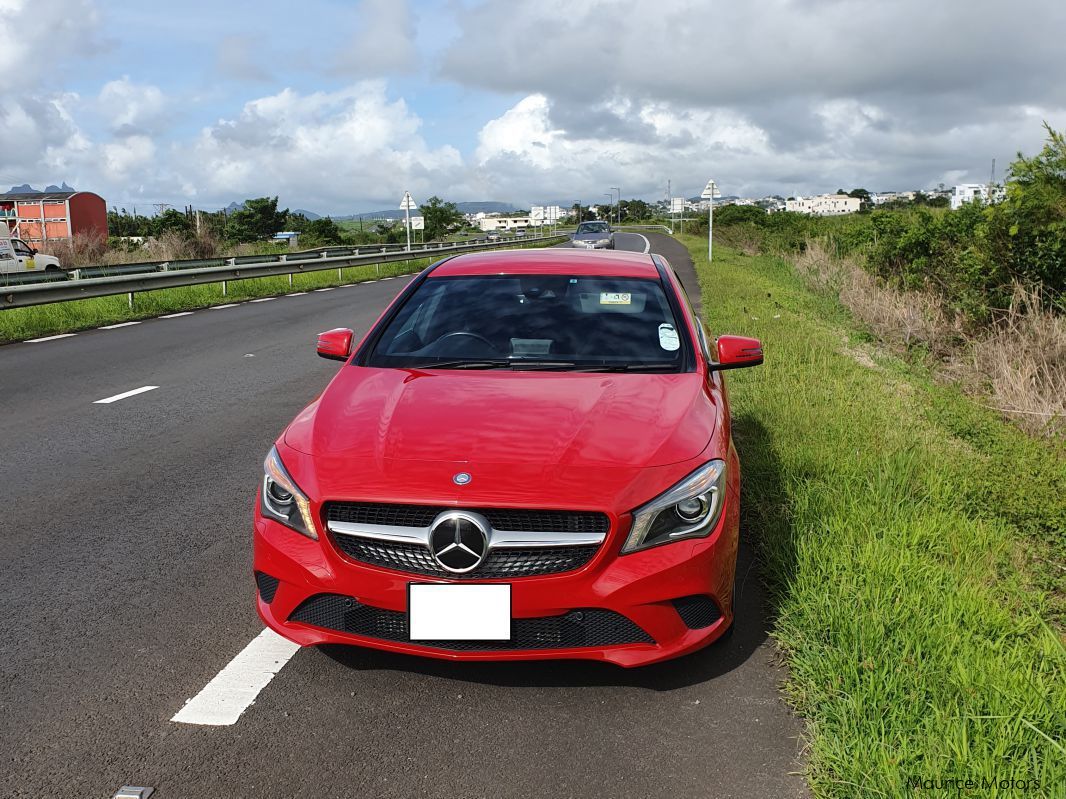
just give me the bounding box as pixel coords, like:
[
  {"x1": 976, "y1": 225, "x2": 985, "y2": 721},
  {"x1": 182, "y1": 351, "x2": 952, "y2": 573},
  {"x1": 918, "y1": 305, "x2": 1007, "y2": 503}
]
[{"x1": 428, "y1": 511, "x2": 489, "y2": 573}]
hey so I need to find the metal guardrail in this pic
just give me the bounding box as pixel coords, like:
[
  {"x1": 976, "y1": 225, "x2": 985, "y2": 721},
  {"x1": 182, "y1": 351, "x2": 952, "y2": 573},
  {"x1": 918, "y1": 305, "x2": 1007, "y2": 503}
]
[{"x1": 0, "y1": 235, "x2": 567, "y2": 310}]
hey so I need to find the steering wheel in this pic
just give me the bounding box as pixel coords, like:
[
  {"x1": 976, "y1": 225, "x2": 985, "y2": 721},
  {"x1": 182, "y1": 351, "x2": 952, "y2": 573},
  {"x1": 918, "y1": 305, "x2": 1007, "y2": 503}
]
[{"x1": 431, "y1": 331, "x2": 499, "y2": 351}]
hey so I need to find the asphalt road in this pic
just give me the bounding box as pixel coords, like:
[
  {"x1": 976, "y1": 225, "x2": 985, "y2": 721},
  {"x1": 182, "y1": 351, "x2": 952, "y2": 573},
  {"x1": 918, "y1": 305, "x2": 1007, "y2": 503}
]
[{"x1": 0, "y1": 232, "x2": 807, "y2": 798}]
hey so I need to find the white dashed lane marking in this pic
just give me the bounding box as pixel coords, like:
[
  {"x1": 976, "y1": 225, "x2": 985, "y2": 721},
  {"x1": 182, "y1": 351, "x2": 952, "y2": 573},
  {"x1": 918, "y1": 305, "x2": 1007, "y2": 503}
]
[
  {"x1": 93, "y1": 385, "x2": 160, "y2": 404},
  {"x1": 313, "y1": 288, "x2": 335, "y2": 292},
  {"x1": 171, "y1": 628, "x2": 300, "y2": 726},
  {"x1": 210, "y1": 304, "x2": 239, "y2": 309},
  {"x1": 26, "y1": 333, "x2": 77, "y2": 343},
  {"x1": 100, "y1": 321, "x2": 142, "y2": 330},
  {"x1": 160, "y1": 312, "x2": 194, "y2": 319},
  {"x1": 249, "y1": 297, "x2": 275, "y2": 303}
]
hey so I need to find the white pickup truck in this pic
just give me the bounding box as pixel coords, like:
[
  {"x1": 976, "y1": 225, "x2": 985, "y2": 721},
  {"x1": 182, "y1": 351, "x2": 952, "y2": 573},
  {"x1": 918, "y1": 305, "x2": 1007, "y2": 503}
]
[{"x1": 0, "y1": 230, "x2": 63, "y2": 274}]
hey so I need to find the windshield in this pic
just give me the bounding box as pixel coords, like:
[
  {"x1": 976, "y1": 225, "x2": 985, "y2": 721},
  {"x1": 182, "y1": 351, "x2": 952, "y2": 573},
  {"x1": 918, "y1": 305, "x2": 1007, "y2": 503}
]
[
  {"x1": 576, "y1": 222, "x2": 610, "y2": 234},
  {"x1": 365, "y1": 274, "x2": 689, "y2": 371}
]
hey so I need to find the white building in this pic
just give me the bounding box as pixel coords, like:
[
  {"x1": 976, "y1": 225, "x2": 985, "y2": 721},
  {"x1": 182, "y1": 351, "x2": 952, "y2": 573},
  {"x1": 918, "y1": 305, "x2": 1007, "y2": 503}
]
[
  {"x1": 477, "y1": 215, "x2": 532, "y2": 232},
  {"x1": 871, "y1": 191, "x2": 916, "y2": 206},
  {"x1": 786, "y1": 194, "x2": 861, "y2": 216},
  {"x1": 950, "y1": 184, "x2": 1005, "y2": 210}
]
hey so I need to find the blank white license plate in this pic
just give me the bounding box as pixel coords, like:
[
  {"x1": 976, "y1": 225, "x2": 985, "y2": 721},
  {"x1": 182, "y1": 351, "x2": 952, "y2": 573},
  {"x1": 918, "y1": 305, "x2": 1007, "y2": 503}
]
[{"x1": 408, "y1": 583, "x2": 511, "y2": 641}]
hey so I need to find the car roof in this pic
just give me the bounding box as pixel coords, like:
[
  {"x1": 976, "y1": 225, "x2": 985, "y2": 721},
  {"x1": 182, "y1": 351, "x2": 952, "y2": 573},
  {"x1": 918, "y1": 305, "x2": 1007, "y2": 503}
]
[{"x1": 431, "y1": 248, "x2": 660, "y2": 278}]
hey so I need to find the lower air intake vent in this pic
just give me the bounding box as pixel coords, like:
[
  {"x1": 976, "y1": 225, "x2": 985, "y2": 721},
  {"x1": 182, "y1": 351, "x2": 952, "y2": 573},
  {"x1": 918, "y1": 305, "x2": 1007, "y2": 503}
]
[
  {"x1": 672, "y1": 595, "x2": 721, "y2": 629},
  {"x1": 255, "y1": 571, "x2": 280, "y2": 604},
  {"x1": 288, "y1": 594, "x2": 654, "y2": 651}
]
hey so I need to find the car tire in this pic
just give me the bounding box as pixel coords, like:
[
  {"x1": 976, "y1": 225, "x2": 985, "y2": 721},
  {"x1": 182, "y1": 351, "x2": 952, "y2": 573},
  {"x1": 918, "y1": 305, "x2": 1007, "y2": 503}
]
[{"x1": 45, "y1": 265, "x2": 61, "y2": 273}]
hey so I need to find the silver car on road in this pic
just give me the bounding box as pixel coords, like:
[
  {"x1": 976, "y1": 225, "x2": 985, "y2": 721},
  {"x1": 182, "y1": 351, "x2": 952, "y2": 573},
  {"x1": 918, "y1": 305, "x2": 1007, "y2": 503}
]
[{"x1": 569, "y1": 220, "x2": 616, "y2": 249}]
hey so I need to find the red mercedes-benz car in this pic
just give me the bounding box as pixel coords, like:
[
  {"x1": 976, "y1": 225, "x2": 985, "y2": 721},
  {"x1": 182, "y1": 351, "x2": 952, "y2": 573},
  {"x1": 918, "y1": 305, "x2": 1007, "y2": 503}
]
[{"x1": 254, "y1": 248, "x2": 762, "y2": 667}]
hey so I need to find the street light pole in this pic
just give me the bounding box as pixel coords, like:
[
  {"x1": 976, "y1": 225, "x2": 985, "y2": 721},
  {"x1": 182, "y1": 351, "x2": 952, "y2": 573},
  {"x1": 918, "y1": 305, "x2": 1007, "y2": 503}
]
[
  {"x1": 603, "y1": 193, "x2": 612, "y2": 222},
  {"x1": 610, "y1": 187, "x2": 620, "y2": 226}
]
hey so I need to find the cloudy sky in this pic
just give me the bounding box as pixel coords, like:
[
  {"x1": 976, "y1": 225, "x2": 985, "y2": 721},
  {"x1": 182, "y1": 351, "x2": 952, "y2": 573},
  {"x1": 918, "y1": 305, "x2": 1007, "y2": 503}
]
[{"x1": 2, "y1": 0, "x2": 1064, "y2": 214}]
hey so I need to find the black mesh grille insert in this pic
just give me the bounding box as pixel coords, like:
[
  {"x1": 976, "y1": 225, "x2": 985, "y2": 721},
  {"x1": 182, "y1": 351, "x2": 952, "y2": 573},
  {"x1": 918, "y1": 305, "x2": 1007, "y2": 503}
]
[
  {"x1": 324, "y1": 502, "x2": 609, "y2": 534},
  {"x1": 255, "y1": 571, "x2": 280, "y2": 604},
  {"x1": 288, "y1": 593, "x2": 654, "y2": 651},
  {"x1": 331, "y1": 535, "x2": 599, "y2": 579},
  {"x1": 672, "y1": 595, "x2": 721, "y2": 629}
]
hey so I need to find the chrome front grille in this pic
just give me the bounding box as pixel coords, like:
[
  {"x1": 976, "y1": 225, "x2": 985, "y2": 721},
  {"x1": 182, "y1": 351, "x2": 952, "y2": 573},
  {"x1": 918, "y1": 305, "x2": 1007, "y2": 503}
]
[{"x1": 322, "y1": 502, "x2": 609, "y2": 579}]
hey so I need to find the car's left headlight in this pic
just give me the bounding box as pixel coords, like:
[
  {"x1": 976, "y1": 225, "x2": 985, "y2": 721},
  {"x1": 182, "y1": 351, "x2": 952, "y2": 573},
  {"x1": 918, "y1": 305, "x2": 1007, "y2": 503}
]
[
  {"x1": 261, "y1": 446, "x2": 318, "y2": 539},
  {"x1": 621, "y1": 460, "x2": 727, "y2": 554}
]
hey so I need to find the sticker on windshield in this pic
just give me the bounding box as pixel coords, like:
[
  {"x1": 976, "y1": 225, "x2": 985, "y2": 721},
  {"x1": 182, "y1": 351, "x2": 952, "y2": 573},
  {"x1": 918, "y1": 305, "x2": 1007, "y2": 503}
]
[
  {"x1": 600, "y1": 292, "x2": 631, "y2": 305},
  {"x1": 658, "y1": 323, "x2": 680, "y2": 351}
]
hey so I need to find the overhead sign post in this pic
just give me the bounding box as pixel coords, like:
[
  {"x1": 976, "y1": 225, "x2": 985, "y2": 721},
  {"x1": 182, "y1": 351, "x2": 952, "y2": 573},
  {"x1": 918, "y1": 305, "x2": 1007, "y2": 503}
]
[
  {"x1": 700, "y1": 180, "x2": 721, "y2": 261},
  {"x1": 399, "y1": 192, "x2": 417, "y2": 251}
]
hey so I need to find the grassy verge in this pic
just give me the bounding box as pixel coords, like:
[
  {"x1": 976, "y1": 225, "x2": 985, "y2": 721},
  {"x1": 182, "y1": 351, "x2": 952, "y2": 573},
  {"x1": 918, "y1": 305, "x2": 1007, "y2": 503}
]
[
  {"x1": 0, "y1": 240, "x2": 559, "y2": 344},
  {"x1": 683, "y1": 235, "x2": 1065, "y2": 797}
]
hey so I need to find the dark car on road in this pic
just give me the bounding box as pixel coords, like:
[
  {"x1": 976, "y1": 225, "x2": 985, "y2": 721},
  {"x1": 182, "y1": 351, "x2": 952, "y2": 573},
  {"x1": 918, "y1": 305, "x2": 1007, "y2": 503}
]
[{"x1": 570, "y1": 221, "x2": 616, "y2": 249}]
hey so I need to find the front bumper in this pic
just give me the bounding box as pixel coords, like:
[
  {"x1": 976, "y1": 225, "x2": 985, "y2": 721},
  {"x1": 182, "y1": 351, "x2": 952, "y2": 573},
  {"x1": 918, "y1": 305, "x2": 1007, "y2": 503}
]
[
  {"x1": 570, "y1": 239, "x2": 613, "y2": 249},
  {"x1": 253, "y1": 494, "x2": 739, "y2": 668}
]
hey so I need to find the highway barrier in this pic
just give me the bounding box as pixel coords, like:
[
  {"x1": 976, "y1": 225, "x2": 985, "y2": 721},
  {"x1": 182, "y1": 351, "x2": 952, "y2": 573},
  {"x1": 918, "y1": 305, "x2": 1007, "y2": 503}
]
[{"x1": 0, "y1": 235, "x2": 567, "y2": 310}]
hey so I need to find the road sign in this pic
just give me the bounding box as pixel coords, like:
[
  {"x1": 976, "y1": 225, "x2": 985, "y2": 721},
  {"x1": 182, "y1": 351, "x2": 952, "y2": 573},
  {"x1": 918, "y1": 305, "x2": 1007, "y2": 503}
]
[
  {"x1": 701, "y1": 180, "x2": 721, "y2": 200},
  {"x1": 410, "y1": 216, "x2": 424, "y2": 230},
  {"x1": 399, "y1": 192, "x2": 417, "y2": 210},
  {"x1": 670, "y1": 197, "x2": 686, "y2": 214}
]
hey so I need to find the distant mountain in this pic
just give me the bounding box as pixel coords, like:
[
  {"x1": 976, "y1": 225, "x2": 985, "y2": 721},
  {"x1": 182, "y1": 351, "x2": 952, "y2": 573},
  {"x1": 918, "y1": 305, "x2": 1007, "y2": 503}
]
[
  {"x1": 291, "y1": 208, "x2": 322, "y2": 220},
  {"x1": 7, "y1": 182, "x2": 76, "y2": 193},
  {"x1": 335, "y1": 200, "x2": 519, "y2": 221}
]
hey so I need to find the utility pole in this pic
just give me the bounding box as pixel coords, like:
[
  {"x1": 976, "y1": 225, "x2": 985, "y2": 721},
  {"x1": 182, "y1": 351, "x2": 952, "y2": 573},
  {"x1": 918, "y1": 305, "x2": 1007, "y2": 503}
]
[{"x1": 611, "y1": 187, "x2": 620, "y2": 226}]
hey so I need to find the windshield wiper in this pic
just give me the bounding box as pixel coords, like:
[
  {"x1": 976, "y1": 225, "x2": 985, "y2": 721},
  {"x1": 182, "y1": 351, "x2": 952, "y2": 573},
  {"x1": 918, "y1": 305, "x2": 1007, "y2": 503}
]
[
  {"x1": 409, "y1": 359, "x2": 512, "y2": 370},
  {"x1": 409, "y1": 359, "x2": 578, "y2": 371},
  {"x1": 573, "y1": 363, "x2": 679, "y2": 373}
]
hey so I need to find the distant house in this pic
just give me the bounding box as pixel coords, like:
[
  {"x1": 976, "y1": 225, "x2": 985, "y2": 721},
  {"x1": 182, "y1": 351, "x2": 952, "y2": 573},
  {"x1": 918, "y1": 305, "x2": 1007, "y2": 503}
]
[
  {"x1": 0, "y1": 189, "x2": 108, "y2": 244},
  {"x1": 950, "y1": 183, "x2": 1005, "y2": 210},
  {"x1": 785, "y1": 194, "x2": 861, "y2": 216},
  {"x1": 477, "y1": 215, "x2": 532, "y2": 232}
]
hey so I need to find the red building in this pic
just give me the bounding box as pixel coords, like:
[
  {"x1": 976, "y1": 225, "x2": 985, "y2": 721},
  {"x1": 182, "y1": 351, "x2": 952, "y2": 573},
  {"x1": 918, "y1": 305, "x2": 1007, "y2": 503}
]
[{"x1": 0, "y1": 190, "x2": 108, "y2": 244}]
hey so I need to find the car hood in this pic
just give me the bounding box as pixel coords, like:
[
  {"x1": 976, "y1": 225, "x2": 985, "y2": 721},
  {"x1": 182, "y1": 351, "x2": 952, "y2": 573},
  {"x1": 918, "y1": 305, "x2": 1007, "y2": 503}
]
[{"x1": 284, "y1": 367, "x2": 715, "y2": 472}]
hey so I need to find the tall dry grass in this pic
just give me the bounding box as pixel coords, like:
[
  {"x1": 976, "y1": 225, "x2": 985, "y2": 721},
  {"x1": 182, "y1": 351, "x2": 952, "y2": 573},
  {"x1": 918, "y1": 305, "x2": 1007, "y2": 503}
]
[
  {"x1": 792, "y1": 241, "x2": 1066, "y2": 438},
  {"x1": 38, "y1": 229, "x2": 227, "y2": 267}
]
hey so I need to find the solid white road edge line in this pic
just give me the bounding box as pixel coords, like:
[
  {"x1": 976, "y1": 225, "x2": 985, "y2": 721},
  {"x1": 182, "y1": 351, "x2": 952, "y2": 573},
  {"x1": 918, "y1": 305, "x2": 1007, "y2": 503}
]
[
  {"x1": 636, "y1": 233, "x2": 651, "y2": 254},
  {"x1": 100, "y1": 321, "x2": 142, "y2": 330},
  {"x1": 171, "y1": 628, "x2": 300, "y2": 726},
  {"x1": 160, "y1": 312, "x2": 195, "y2": 318},
  {"x1": 93, "y1": 385, "x2": 160, "y2": 404},
  {"x1": 26, "y1": 333, "x2": 77, "y2": 343}
]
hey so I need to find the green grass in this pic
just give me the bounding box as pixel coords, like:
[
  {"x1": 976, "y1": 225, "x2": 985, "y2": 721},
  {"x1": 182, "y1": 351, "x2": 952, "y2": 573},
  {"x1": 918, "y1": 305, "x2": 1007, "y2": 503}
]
[{"x1": 683, "y1": 235, "x2": 1066, "y2": 797}]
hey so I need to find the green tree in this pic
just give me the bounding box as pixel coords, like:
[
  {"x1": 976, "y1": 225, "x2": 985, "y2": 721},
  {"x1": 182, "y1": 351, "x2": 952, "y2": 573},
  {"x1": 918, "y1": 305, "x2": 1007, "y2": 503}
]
[
  {"x1": 224, "y1": 197, "x2": 288, "y2": 243},
  {"x1": 419, "y1": 196, "x2": 464, "y2": 241},
  {"x1": 302, "y1": 217, "x2": 343, "y2": 246},
  {"x1": 151, "y1": 208, "x2": 193, "y2": 236}
]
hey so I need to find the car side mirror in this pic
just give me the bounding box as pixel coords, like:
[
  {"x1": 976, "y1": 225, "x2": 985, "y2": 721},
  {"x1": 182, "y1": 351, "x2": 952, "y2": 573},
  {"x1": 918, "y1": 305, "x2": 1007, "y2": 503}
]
[
  {"x1": 31, "y1": 248, "x2": 38, "y2": 255},
  {"x1": 710, "y1": 335, "x2": 763, "y2": 371},
  {"x1": 316, "y1": 328, "x2": 354, "y2": 361}
]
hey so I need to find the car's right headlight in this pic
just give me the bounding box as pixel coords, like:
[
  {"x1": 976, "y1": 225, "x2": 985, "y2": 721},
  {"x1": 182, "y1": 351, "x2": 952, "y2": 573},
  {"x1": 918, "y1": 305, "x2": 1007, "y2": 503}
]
[
  {"x1": 261, "y1": 446, "x2": 318, "y2": 539},
  {"x1": 621, "y1": 460, "x2": 727, "y2": 554}
]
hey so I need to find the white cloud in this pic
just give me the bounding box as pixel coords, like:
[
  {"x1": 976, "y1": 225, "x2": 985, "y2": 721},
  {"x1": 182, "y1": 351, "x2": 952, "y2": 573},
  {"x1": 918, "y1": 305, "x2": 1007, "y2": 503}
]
[
  {"x1": 0, "y1": 0, "x2": 102, "y2": 82},
  {"x1": 178, "y1": 82, "x2": 462, "y2": 207},
  {"x1": 97, "y1": 77, "x2": 167, "y2": 135},
  {"x1": 333, "y1": 0, "x2": 417, "y2": 77}
]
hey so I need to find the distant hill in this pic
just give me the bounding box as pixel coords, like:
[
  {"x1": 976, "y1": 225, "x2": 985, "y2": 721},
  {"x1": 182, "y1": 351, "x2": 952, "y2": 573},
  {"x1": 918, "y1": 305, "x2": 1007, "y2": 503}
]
[
  {"x1": 334, "y1": 200, "x2": 519, "y2": 221},
  {"x1": 291, "y1": 208, "x2": 322, "y2": 220},
  {"x1": 8, "y1": 182, "x2": 76, "y2": 193}
]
